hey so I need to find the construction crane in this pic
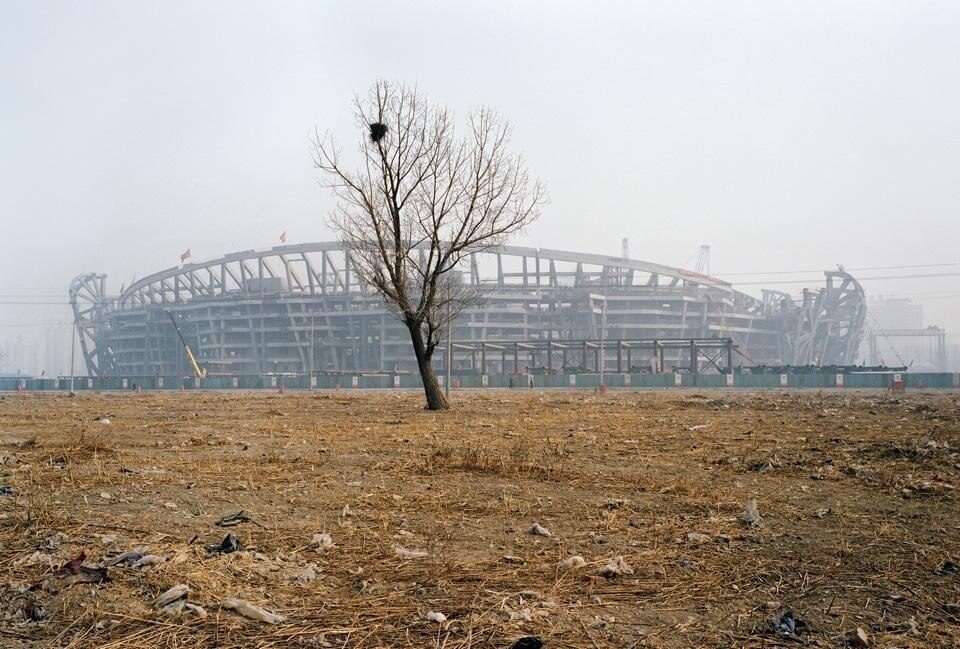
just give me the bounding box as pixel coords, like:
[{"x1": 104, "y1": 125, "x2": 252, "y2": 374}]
[{"x1": 166, "y1": 311, "x2": 207, "y2": 378}]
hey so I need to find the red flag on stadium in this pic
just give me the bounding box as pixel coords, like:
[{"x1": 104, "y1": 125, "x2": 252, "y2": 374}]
[
  {"x1": 180, "y1": 248, "x2": 191, "y2": 263},
  {"x1": 280, "y1": 230, "x2": 287, "y2": 243}
]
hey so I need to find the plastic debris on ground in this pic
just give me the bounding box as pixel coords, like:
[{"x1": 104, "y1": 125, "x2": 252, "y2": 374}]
[
  {"x1": 847, "y1": 626, "x2": 870, "y2": 647},
  {"x1": 221, "y1": 598, "x2": 286, "y2": 624},
  {"x1": 528, "y1": 523, "x2": 552, "y2": 537},
  {"x1": 102, "y1": 546, "x2": 150, "y2": 567},
  {"x1": 510, "y1": 636, "x2": 543, "y2": 649},
  {"x1": 741, "y1": 498, "x2": 765, "y2": 528},
  {"x1": 155, "y1": 584, "x2": 190, "y2": 608},
  {"x1": 295, "y1": 562, "x2": 319, "y2": 585},
  {"x1": 394, "y1": 545, "x2": 428, "y2": 559},
  {"x1": 36, "y1": 532, "x2": 66, "y2": 550},
  {"x1": 40, "y1": 553, "x2": 108, "y2": 592},
  {"x1": 310, "y1": 532, "x2": 334, "y2": 549},
  {"x1": 598, "y1": 555, "x2": 634, "y2": 578},
  {"x1": 206, "y1": 532, "x2": 242, "y2": 555},
  {"x1": 768, "y1": 610, "x2": 806, "y2": 640},
  {"x1": 935, "y1": 560, "x2": 957, "y2": 576},
  {"x1": 424, "y1": 611, "x2": 447, "y2": 623},
  {"x1": 216, "y1": 510, "x2": 261, "y2": 527},
  {"x1": 558, "y1": 555, "x2": 586, "y2": 570}
]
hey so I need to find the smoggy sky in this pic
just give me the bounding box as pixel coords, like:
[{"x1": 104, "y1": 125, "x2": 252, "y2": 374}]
[{"x1": 1, "y1": 0, "x2": 958, "y2": 338}]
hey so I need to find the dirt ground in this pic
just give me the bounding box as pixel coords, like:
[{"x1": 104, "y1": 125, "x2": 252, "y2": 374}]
[{"x1": 0, "y1": 389, "x2": 958, "y2": 648}]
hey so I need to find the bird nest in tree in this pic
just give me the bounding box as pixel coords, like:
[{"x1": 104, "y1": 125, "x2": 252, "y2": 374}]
[{"x1": 369, "y1": 122, "x2": 388, "y2": 143}]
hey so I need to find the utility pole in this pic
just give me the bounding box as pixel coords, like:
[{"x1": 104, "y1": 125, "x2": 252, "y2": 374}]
[
  {"x1": 309, "y1": 314, "x2": 315, "y2": 388},
  {"x1": 599, "y1": 297, "x2": 606, "y2": 387},
  {"x1": 69, "y1": 319, "x2": 77, "y2": 392},
  {"x1": 445, "y1": 299, "x2": 452, "y2": 399}
]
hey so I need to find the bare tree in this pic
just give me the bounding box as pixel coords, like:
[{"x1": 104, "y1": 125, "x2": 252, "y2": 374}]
[{"x1": 313, "y1": 81, "x2": 544, "y2": 410}]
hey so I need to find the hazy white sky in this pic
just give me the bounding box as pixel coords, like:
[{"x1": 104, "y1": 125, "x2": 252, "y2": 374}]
[{"x1": 1, "y1": 0, "x2": 959, "y2": 335}]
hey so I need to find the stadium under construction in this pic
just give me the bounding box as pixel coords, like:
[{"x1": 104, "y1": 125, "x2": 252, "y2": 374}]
[{"x1": 69, "y1": 243, "x2": 868, "y2": 379}]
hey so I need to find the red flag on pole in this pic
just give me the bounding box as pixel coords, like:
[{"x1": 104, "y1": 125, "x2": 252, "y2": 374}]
[
  {"x1": 180, "y1": 248, "x2": 191, "y2": 263},
  {"x1": 280, "y1": 230, "x2": 287, "y2": 243}
]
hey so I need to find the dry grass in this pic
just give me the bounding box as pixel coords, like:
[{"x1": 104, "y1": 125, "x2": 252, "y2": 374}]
[{"x1": 0, "y1": 389, "x2": 958, "y2": 648}]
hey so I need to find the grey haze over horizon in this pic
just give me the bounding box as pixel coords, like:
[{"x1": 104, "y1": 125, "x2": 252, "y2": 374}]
[{"x1": 1, "y1": 1, "x2": 958, "y2": 371}]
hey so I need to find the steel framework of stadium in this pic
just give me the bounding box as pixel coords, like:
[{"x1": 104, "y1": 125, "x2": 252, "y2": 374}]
[{"x1": 69, "y1": 243, "x2": 866, "y2": 377}]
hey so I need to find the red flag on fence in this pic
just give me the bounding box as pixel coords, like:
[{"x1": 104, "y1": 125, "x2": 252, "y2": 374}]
[
  {"x1": 280, "y1": 230, "x2": 287, "y2": 243},
  {"x1": 180, "y1": 248, "x2": 191, "y2": 263}
]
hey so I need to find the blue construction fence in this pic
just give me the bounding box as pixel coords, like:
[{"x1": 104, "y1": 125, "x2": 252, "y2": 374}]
[{"x1": 1, "y1": 371, "x2": 958, "y2": 392}]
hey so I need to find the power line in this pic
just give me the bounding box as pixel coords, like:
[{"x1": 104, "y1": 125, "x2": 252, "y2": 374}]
[
  {"x1": 735, "y1": 271, "x2": 960, "y2": 286},
  {"x1": 712, "y1": 262, "x2": 960, "y2": 277},
  {"x1": 715, "y1": 262, "x2": 960, "y2": 277}
]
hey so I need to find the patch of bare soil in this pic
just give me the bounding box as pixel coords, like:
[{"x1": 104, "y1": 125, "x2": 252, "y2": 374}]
[{"x1": 0, "y1": 389, "x2": 957, "y2": 648}]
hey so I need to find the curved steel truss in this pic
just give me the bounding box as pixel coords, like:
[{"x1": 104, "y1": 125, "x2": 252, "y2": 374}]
[{"x1": 69, "y1": 243, "x2": 866, "y2": 376}]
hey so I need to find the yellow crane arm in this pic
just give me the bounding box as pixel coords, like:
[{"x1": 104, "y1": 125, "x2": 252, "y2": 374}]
[{"x1": 166, "y1": 311, "x2": 207, "y2": 378}]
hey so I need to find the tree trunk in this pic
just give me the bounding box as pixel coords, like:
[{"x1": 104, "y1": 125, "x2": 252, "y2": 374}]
[{"x1": 406, "y1": 317, "x2": 449, "y2": 410}]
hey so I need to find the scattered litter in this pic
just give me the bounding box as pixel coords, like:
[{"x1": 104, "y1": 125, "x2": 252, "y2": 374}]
[
  {"x1": 40, "y1": 553, "x2": 108, "y2": 592},
  {"x1": 295, "y1": 562, "x2": 319, "y2": 585},
  {"x1": 813, "y1": 508, "x2": 832, "y2": 519},
  {"x1": 0, "y1": 485, "x2": 13, "y2": 496},
  {"x1": 558, "y1": 555, "x2": 586, "y2": 570},
  {"x1": 341, "y1": 504, "x2": 352, "y2": 517},
  {"x1": 509, "y1": 608, "x2": 533, "y2": 622},
  {"x1": 750, "y1": 460, "x2": 775, "y2": 473},
  {"x1": 222, "y1": 598, "x2": 286, "y2": 624},
  {"x1": 97, "y1": 418, "x2": 111, "y2": 425},
  {"x1": 155, "y1": 584, "x2": 190, "y2": 608},
  {"x1": 769, "y1": 610, "x2": 805, "y2": 639},
  {"x1": 935, "y1": 560, "x2": 957, "y2": 576},
  {"x1": 510, "y1": 637, "x2": 543, "y2": 649},
  {"x1": 215, "y1": 510, "x2": 262, "y2": 527},
  {"x1": 598, "y1": 555, "x2": 634, "y2": 578},
  {"x1": 161, "y1": 599, "x2": 186, "y2": 615},
  {"x1": 206, "y1": 533, "x2": 243, "y2": 555},
  {"x1": 310, "y1": 532, "x2": 334, "y2": 549},
  {"x1": 394, "y1": 546, "x2": 428, "y2": 559},
  {"x1": 102, "y1": 546, "x2": 150, "y2": 567},
  {"x1": 14, "y1": 551, "x2": 55, "y2": 567},
  {"x1": 424, "y1": 611, "x2": 447, "y2": 623},
  {"x1": 23, "y1": 601, "x2": 46, "y2": 621},
  {"x1": 136, "y1": 554, "x2": 167, "y2": 568},
  {"x1": 686, "y1": 424, "x2": 708, "y2": 431},
  {"x1": 528, "y1": 523, "x2": 552, "y2": 537},
  {"x1": 741, "y1": 498, "x2": 765, "y2": 528},
  {"x1": 37, "y1": 532, "x2": 66, "y2": 550},
  {"x1": 99, "y1": 491, "x2": 112, "y2": 500},
  {"x1": 884, "y1": 616, "x2": 919, "y2": 635},
  {"x1": 847, "y1": 627, "x2": 870, "y2": 647},
  {"x1": 685, "y1": 532, "x2": 713, "y2": 544}
]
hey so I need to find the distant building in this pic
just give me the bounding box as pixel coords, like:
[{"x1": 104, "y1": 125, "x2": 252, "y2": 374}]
[{"x1": 864, "y1": 298, "x2": 947, "y2": 370}]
